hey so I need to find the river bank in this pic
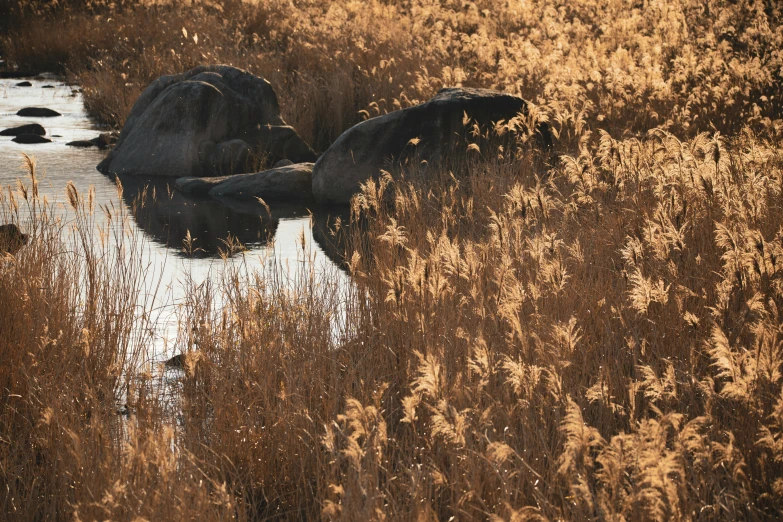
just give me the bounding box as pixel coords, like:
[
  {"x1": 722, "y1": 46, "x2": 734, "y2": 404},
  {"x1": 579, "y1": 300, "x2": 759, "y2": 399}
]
[{"x1": 0, "y1": 74, "x2": 348, "y2": 361}]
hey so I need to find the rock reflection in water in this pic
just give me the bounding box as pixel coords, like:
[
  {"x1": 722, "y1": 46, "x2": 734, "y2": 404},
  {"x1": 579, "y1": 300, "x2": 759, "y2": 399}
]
[
  {"x1": 118, "y1": 175, "x2": 279, "y2": 257},
  {"x1": 310, "y1": 206, "x2": 352, "y2": 269},
  {"x1": 118, "y1": 174, "x2": 347, "y2": 262}
]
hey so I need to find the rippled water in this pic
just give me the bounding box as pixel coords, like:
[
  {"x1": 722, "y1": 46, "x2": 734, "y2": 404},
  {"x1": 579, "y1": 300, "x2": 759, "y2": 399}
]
[{"x1": 0, "y1": 76, "x2": 349, "y2": 362}]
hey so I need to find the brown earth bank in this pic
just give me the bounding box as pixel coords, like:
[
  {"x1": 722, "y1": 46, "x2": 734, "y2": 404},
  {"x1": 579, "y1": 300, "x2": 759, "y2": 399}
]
[{"x1": 2, "y1": 1, "x2": 783, "y2": 520}]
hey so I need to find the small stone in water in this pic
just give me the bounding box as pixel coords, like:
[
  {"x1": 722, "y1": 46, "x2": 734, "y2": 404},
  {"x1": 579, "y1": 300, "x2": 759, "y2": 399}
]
[
  {"x1": 0, "y1": 123, "x2": 46, "y2": 137},
  {"x1": 17, "y1": 107, "x2": 62, "y2": 117}
]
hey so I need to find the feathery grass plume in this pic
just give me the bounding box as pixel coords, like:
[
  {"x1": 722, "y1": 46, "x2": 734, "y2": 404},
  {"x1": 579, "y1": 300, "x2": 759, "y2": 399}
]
[
  {"x1": 636, "y1": 363, "x2": 678, "y2": 407},
  {"x1": 558, "y1": 400, "x2": 604, "y2": 517},
  {"x1": 627, "y1": 268, "x2": 670, "y2": 315},
  {"x1": 323, "y1": 395, "x2": 389, "y2": 521}
]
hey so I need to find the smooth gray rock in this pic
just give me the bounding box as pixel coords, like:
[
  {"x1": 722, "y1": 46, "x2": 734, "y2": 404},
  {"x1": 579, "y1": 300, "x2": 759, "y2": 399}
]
[
  {"x1": 203, "y1": 139, "x2": 250, "y2": 175},
  {"x1": 174, "y1": 176, "x2": 224, "y2": 196},
  {"x1": 97, "y1": 65, "x2": 316, "y2": 178},
  {"x1": 12, "y1": 134, "x2": 52, "y2": 144},
  {"x1": 175, "y1": 163, "x2": 314, "y2": 201},
  {"x1": 209, "y1": 162, "x2": 313, "y2": 200},
  {"x1": 1, "y1": 123, "x2": 46, "y2": 136},
  {"x1": 274, "y1": 159, "x2": 294, "y2": 168},
  {"x1": 17, "y1": 107, "x2": 61, "y2": 117},
  {"x1": 312, "y1": 87, "x2": 553, "y2": 205},
  {"x1": 257, "y1": 125, "x2": 318, "y2": 166}
]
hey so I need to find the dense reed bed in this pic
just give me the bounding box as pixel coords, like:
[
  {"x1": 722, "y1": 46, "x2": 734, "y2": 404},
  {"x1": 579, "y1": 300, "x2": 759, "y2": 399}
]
[{"x1": 2, "y1": 0, "x2": 783, "y2": 520}]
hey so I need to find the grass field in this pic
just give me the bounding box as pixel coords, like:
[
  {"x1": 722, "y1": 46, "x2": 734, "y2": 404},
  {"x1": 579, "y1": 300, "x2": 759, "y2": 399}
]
[{"x1": 2, "y1": 0, "x2": 783, "y2": 520}]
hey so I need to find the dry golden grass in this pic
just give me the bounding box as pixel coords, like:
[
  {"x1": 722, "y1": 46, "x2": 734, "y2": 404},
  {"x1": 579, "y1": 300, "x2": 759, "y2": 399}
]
[
  {"x1": 2, "y1": 0, "x2": 783, "y2": 520},
  {"x1": 0, "y1": 158, "x2": 225, "y2": 519}
]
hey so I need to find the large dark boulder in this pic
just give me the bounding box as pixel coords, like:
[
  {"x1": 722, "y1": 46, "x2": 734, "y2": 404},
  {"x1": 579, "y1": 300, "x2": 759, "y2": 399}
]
[
  {"x1": 0, "y1": 123, "x2": 46, "y2": 136},
  {"x1": 312, "y1": 87, "x2": 552, "y2": 205},
  {"x1": 17, "y1": 107, "x2": 61, "y2": 117},
  {"x1": 97, "y1": 65, "x2": 316, "y2": 178}
]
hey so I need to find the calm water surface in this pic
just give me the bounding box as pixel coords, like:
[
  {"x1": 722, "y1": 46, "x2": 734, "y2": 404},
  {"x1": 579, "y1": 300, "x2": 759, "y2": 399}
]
[{"x1": 0, "y1": 76, "x2": 349, "y2": 363}]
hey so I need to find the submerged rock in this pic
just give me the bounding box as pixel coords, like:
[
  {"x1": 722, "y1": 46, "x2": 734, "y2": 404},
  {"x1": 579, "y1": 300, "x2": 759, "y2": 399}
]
[
  {"x1": 312, "y1": 87, "x2": 552, "y2": 205},
  {"x1": 176, "y1": 162, "x2": 314, "y2": 201},
  {"x1": 66, "y1": 140, "x2": 95, "y2": 148},
  {"x1": 164, "y1": 353, "x2": 185, "y2": 369},
  {"x1": 66, "y1": 133, "x2": 118, "y2": 149},
  {"x1": 93, "y1": 132, "x2": 118, "y2": 149},
  {"x1": 0, "y1": 123, "x2": 46, "y2": 137},
  {"x1": 12, "y1": 134, "x2": 52, "y2": 144},
  {"x1": 0, "y1": 224, "x2": 29, "y2": 255},
  {"x1": 97, "y1": 65, "x2": 316, "y2": 178},
  {"x1": 17, "y1": 107, "x2": 61, "y2": 117}
]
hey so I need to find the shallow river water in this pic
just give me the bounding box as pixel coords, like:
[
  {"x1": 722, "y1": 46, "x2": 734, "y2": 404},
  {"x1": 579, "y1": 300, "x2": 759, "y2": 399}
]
[{"x1": 0, "y1": 76, "x2": 349, "y2": 363}]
